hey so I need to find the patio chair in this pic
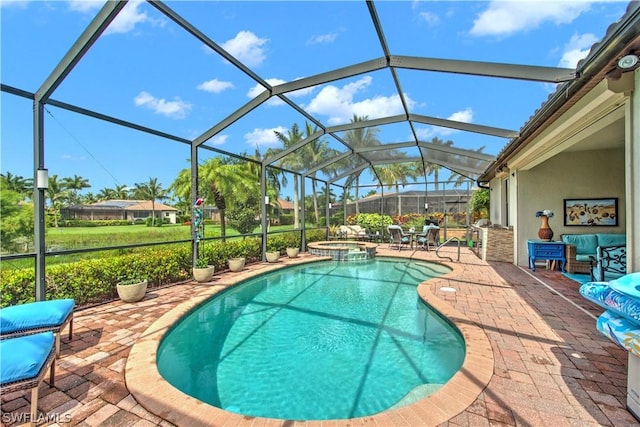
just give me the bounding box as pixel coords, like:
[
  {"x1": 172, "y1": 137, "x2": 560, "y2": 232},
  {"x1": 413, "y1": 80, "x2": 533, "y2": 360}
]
[
  {"x1": 387, "y1": 225, "x2": 411, "y2": 250},
  {"x1": 0, "y1": 298, "x2": 74, "y2": 357},
  {"x1": 416, "y1": 226, "x2": 440, "y2": 251},
  {"x1": 0, "y1": 331, "x2": 56, "y2": 426}
]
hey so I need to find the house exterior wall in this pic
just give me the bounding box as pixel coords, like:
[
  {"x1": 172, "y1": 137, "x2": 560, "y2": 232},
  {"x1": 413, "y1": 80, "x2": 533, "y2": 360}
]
[{"x1": 513, "y1": 148, "x2": 626, "y2": 266}]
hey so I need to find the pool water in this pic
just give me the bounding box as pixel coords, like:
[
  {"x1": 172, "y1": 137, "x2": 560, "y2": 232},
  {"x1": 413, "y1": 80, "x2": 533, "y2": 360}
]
[{"x1": 157, "y1": 258, "x2": 464, "y2": 420}]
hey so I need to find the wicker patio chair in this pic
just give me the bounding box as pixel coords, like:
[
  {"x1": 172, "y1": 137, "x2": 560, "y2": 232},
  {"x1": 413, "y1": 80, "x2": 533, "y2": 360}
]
[{"x1": 0, "y1": 332, "x2": 56, "y2": 426}]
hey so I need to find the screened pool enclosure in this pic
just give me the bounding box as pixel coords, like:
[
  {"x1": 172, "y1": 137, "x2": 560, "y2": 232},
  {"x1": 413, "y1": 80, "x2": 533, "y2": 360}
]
[{"x1": 2, "y1": 0, "x2": 592, "y2": 300}]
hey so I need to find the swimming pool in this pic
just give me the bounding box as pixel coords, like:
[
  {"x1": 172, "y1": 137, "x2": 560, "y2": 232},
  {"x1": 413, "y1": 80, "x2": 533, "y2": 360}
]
[{"x1": 156, "y1": 258, "x2": 464, "y2": 420}]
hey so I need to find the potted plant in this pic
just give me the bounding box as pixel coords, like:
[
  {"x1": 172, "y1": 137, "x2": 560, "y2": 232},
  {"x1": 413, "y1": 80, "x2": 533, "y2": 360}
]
[
  {"x1": 193, "y1": 257, "x2": 215, "y2": 283},
  {"x1": 228, "y1": 257, "x2": 245, "y2": 272},
  {"x1": 116, "y1": 277, "x2": 148, "y2": 303},
  {"x1": 266, "y1": 251, "x2": 280, "y2": 263},
  {"x1": 286, "y1": 247, "x2": 300, "y2": 258}
]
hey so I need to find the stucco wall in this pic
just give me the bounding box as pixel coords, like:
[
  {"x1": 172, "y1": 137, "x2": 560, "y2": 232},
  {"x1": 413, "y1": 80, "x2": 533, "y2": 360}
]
[{"x1": 515, "y1": 148, "x2": 626, "y2": 266}]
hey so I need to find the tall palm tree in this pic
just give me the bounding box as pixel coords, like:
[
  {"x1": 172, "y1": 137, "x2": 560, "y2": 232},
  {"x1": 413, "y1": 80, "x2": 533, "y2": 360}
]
[
  {"x1": 133, "y1": 177, "x2": 168, "y2": 225},
  {"x1": 169, "y1": 166, "x2": 192, "y2": 215},
  {"x1": 272, "y1": 123, "x2": 306, "y2": 228},
  {"x1": 376, "y1": 162, "x2": 415, "y2": 216},
  {"x1": 199, "y1": 157, "x2": 258, "y2": 240},
  {"x1": 1, "y1": 172, "x2": 33, "y2": 200},
  {"x1": 97, "y1": 187, "x2": 117, "y2": 201},
  {"x1": 81, "y1": 192, "x2": 98, "y2": 204},
  {"x1": 243, "y1": 148, "x2": 283, "y2": 226},
  {"x1": 114, "y1": 184, "x2": 131, "y2": 199},
  {"x1": 342, "y1": 114, "x2": 381, "y2": 215},
  {"x1": 298, "y1": 122, "x2": 336, "y2": 225},
  {"x1": 61, "y1": 174, "x2": 91, "y2": 205},
  {"x1": 45, "y1": 174, "x2": 69, "y2": 228}
]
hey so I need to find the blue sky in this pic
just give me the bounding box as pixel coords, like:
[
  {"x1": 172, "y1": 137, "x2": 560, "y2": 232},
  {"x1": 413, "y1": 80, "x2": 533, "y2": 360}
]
[{"x1": 0, "y1": 0, "x2": 630, "y2": 200}]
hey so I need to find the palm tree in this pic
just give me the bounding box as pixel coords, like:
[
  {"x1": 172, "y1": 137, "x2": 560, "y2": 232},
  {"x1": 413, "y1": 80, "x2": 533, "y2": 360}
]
[
  {"x1": 272, "y1": 123, "x2": 306, "y2": 228},
  {"x1": 243, "y1": 148, "x2": 284, "y2": 227},
  {"x1": 114, "y1": 184, "x2": 131, "y2": 199},
  {"x1": 61, "y1": 175, "x2": 91, "y2": 205},
  {"x1": 97, "y1": 187, "x2": 117, "y2": 201},
  {"x1": 199, "y1": 157, "x2": 258, "y2": 240},
  {"x1": 133, "y1": 177, "x2": 168, "y2": 225},
  {"x1": 81, "y1": 192, "x2": 98, "y2": 204},
  {"x1": 1, "y1": 172, "x2": 33, "y2": 200},
  {"x1": 169, "y1": 166, "x2": 192, "y2": 215},
  {"x1": 298, "y1": 122, "x2": 335, "y2": 225},
  {"x1": 45, "y1": 174, "x2": 69, "y2": 228},
  {"x1": 342, "y1": 114, "x2": 381, "y2": 215},
  {"x1": 376, "y1": 162, "x2": 415, "y2": 216}
]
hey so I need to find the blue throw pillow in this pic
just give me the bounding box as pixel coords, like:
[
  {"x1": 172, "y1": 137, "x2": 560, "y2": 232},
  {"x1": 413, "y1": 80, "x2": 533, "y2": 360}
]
[{"x1": 608, "y1": 273, "x2": 640, "y2": 299}]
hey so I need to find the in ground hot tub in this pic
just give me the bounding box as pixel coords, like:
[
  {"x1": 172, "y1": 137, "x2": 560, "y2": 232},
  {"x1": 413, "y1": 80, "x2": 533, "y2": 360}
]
[{"x1": 307, "y1": 241, "x2": 376, "y2": 261}]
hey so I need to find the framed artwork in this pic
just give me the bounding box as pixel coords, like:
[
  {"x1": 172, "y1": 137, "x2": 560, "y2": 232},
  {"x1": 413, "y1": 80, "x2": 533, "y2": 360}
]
[{"x1": 563, "y1": 198, "x2": 618, "y2": 226}]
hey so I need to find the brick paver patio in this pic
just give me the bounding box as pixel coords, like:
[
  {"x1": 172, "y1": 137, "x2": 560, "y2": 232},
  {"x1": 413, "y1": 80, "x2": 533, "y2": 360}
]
[{"x1": 1, "y1": 245, "x2": 638, "y2": 426}]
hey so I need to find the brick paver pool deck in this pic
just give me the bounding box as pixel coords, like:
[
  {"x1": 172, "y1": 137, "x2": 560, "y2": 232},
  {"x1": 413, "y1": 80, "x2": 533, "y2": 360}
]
[{"x1": 1, "y1": 245, "x2": 638, "y2": 426}]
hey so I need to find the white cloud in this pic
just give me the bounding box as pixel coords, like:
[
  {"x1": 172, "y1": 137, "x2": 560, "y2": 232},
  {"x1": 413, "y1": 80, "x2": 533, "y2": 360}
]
[
  {"x1": 419, "y1": 11, "x2": 439, "y2": 27},
  {"x1": 307, "y1": 31, "x2": 339, "y2": 45},
  {"x1": 415, "y1": 108, "x2": 474, "y2": 139},
  {"x1": 0, "y1": 0, "x2": 29, "y2": 9},
  {"x1": 209, "y1": 134, "x2": 229, "y2": 146},
  {"x1": 67, "y1": 0, "x2": 103, "y2": 13},
  {"x1": 104, "y1": 0, "x2": 165, "y2": 35},
  {"x1": 134, "y1": 91, "x2": 191, "y2": 119},
  {"x1": 244, "y1": 126, "x2": 288, "y2": 147},
  {"x1": 559, "y1": 32, "x2": 599, "y2": 68},
  {"x1": 304, "y1": 76, "x2": 412, "y2": 125},
  {"x1": 470, "y1": 1, "x2": 592, "y2": 37},
  {"x1": 197, "y1": 79, "x2": 234, "y2": 94},
  {"x1": 221, "y1": 31, "x2": 268, "y2": 68}
]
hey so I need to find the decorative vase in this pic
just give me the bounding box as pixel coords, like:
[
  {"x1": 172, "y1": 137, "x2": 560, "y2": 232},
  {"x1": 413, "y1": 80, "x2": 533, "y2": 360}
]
[
  {"x1": 116, "y1": 279, "x2": 148, "y2": 303},
  {"x1": 537, "y1": 215, "x2": 554, "y2": 241},
  {"x1": 228, "y1": 257, "x2": 246, "y2": 272},
  {"x1": 286, "y1": 247, "x2": 300, "y2": 258},
  {"x1": 266, "y1": 252, "x2": 280, "y2": 263},
  {"x1": 193, "y1": 266, "x2": 215, "y2": 283}
]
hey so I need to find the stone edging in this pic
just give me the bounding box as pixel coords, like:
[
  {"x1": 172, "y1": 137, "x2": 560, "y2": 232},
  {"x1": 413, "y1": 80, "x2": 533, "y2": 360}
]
[{"x1": 126, "y1": 255, "x2": 494, "y2": 426}]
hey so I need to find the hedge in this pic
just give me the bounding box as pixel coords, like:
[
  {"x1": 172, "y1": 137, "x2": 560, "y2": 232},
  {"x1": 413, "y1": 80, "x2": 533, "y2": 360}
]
[{"x1": 0, "y1": 230, "x2": 326, "y2": 308}]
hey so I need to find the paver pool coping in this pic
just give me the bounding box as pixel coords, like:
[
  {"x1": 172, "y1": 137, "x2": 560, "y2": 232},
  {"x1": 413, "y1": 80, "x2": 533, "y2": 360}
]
[{"x1": 126, "y1": 254, "x2": 494, "y2": 427}]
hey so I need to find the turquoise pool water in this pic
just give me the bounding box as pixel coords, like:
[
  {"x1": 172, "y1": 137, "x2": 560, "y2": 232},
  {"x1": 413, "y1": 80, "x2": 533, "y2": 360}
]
[{"x1": 157, "y1": 258, "x2": 464, "y2": 420}]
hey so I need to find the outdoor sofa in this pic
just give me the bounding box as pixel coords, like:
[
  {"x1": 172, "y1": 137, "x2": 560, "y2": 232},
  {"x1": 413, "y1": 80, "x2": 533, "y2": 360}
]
[{"x1": 561, "y1": 233, "x2": 626, "y2": 279}]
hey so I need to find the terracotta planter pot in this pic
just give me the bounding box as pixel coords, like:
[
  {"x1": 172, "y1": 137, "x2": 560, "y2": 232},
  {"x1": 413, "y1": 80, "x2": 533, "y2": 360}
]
[
  {"x1": 228, "y1": 257, "x2": 246, "y2": 272},
  {"x1": 286, "y1": 247, "x2": 300, "y2": 258},
  {"x1": 193, "y1": 266, "x2": 215, "y2": 283},
  {"x1": 266, "y1": 252, "x2": 280, "y2": 263},
  {"x1": 116, "y1": 279, "x2": 148, "y2": 303}
]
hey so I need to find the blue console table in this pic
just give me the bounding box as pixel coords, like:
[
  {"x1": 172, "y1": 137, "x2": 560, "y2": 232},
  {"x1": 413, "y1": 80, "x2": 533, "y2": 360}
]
[{"x1": 527, "y1": 239, "x2": 566, "y2": 272}]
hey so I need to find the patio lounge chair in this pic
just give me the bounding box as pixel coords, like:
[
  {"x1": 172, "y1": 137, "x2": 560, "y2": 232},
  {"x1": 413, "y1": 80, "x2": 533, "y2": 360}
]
[
  {"x1": 0, "y1": 331, "x2": 56, "y2": 426},
  {"x1": 387, "y1": 225, "x2": 411, "y2": 250},
  {"x1": 0, "y1": 298, "x2": 74, "y2": 356}
]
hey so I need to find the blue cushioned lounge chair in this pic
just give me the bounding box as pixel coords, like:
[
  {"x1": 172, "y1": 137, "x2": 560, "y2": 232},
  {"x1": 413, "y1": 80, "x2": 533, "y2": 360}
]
[
  {"x1": 0, "y1": 299, "x2": 74, "y2": 356},
  {"x1": 0, "y1": 332, "x2": 56, "y2": 426}
]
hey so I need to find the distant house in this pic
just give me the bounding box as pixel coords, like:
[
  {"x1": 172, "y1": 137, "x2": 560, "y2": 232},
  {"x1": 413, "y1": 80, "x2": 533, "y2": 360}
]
[{"x1": 62, "y1": 200, "x2": 178, "y2": 224}]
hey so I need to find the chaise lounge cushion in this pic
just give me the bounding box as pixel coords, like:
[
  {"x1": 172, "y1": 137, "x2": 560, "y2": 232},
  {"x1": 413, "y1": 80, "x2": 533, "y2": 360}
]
[
  {"x1": 579, "y1": 280, "x2": 640, "y2": 326},
  {"x1": 0, "y1": 299, "x2": 74, "y2": 336},
  {"x1": 596, "y1": 310, "x2": 640, "y2": 357},
  {"x1": 0, "y1": 332, "x2": 55, "y2": 385},
  {"x1": 608, "y1": 272, "x2": 640, "y2": 299}
]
